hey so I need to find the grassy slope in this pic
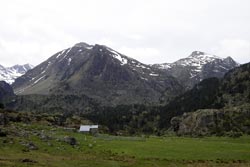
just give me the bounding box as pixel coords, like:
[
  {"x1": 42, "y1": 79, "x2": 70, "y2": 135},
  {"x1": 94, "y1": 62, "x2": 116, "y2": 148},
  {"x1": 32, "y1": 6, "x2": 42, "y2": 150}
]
[{"x1": 1, "y1": 123, "x2": 250, "y2": 167}]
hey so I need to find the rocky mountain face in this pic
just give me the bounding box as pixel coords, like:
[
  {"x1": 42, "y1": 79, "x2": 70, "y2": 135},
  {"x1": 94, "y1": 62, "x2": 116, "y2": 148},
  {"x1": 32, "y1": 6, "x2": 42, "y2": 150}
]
[
  {"x1": 171, "y1": 106, "x2": 250, "y2": 136},
  {"x1": 0, "y1": 81, "x2": 14, "y2": 102},
  {"x1": 0, "y1": 64, "x2": 33, "y2": 84},
  {"x1": 167, "y1": 62, "x2": 250, "y2": 136},
  {"x1": 12, "y1": 42, "x2": 183, "y2": 106},
  {"x1": 153, "y1": 51, "x2": 239, "y2": 89}
]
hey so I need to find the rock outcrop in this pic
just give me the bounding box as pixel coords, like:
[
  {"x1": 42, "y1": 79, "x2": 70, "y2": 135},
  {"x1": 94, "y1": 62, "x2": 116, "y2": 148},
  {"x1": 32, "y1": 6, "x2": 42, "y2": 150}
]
[{"x1": 171, "y1": 105, "x2": 250, "y2": 136}]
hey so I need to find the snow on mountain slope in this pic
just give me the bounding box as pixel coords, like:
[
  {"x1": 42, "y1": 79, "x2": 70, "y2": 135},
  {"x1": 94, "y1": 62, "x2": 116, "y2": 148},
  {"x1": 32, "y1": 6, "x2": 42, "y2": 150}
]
[
  {"x1": 153, "y1": 51, "x2": 239, "y2": 89},
  {"x1": 0, "y1": 64, "x2": 33, "y2": 84},
  {"x1": 17, "y1": 43, "x2": 161, "y2": 90},
  {"x1": 174, "y1": 51, "x2": 221, "y2": 69},
  {"x1": 12, "y1": 42, "x2": 183, "y2": 105},
  {"x1": 155, "y1": 51, "x2": 229, "y2": 69}
]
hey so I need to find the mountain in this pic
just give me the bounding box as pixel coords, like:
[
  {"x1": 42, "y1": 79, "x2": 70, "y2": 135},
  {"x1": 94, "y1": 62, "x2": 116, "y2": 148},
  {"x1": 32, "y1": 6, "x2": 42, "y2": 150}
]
[
  {"x1": 159, "y1": 62, "x2": 250, "y2": 131},
  {"x1": 12, "y1": 42, "x2": 183, "y2": 106},
  {"x1": 0, "y1": 64, "x2": 34, "y2": 84},
  {"x1": 0, "y1": 81, "x2": 14, "y2": 102},
  {"x1": 153, "y1": 51, "x2": 239, "y2": 89},
  {"x1": 81, "y1": 62, "x2": 250, "y2": 135}
]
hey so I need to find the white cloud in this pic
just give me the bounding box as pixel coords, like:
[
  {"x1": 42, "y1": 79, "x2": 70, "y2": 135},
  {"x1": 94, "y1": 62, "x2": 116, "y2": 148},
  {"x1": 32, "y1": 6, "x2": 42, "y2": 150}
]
[
  {"x1": 119, "y1": 47, "x2": 161, "y2": 64},
  {"x1": 96, "y1": 38, "x2": 115, "y2": 48},
  {"x1": 212, "y1": 39, "x2": 250, "y2": 64}
]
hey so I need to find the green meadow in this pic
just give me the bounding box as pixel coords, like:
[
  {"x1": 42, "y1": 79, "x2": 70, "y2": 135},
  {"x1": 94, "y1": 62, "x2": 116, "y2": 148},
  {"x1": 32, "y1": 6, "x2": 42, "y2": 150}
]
[{"x1": 1, "y1": 124, "x2": 250, "y2": 167}]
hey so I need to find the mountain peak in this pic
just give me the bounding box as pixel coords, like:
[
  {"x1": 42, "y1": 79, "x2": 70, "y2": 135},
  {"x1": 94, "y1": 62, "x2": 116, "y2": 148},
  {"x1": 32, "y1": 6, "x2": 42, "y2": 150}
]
[
  {"x1": 74, "y1": 42, "x2": 93, "y2": 49},
  {"x1": 189, "y1": 51, "x2": 220, "y2": 59},
  {"x1": 175, "y1": 51, "x2": 221, "y2": 68},
  {"x1": 223, "y1": 56, "x2": 240, "y2": 66},
  {"x1": 191, "y1": 51, "x2": 205, "y2": 56},
  {"x1": 153, "y1": 51, "x2": 239, "y2": 90},
  {"x1": 12, "y1": 43, "x2": 183, "y2": 105}
]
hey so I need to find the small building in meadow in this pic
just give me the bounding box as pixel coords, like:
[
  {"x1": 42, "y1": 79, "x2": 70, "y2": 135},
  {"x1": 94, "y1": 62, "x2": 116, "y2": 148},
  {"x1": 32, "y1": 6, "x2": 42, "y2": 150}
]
[{"x1": 79, "y1": 125, "x2": 98, "y2": 134}]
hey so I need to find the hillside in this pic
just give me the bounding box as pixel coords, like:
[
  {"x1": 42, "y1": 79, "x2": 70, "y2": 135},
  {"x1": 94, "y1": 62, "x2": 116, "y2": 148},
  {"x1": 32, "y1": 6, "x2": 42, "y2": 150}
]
[
  {"x1": 0, "y1": 81, "x2": 14, "y2": 107},
  {"x1": 12, "y1": 42, "x2": 183, "y2": 106},
  {"x1": 165, "y1": 63, "x2": 250, "y2": 135},
  {"x1": 153, "y1": 51, "x2": 239, "y2": 90}
]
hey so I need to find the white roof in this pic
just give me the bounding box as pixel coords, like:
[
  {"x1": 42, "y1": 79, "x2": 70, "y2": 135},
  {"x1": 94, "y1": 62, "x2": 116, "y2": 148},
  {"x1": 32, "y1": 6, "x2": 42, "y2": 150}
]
[{"x1": 79, "y1": 125, "x2": 98, "y2": 132}]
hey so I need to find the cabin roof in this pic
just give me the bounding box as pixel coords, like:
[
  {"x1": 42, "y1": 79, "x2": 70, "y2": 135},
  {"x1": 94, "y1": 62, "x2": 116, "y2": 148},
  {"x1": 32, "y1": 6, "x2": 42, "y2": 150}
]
[{"x1": 79, "y1": 125, "x2": 98, "y2": 131}]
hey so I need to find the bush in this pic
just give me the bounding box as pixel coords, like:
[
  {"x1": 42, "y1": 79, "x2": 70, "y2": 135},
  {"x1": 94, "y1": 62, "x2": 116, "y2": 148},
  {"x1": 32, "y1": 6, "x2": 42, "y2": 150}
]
[
  {"x1": 0, "y1": 129, "x2": 7, "y2": 137},
  {"x1": 0, "y1": 103, "x2": 4, "y2": 109},
  {"x1": 227, "y1": 131, "x2": 243, "y2": 138}
]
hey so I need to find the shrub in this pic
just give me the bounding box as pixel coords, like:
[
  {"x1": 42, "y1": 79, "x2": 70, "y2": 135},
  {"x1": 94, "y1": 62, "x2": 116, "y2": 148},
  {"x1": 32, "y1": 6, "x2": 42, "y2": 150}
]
[
  {"x1": 0, "y1": 103, "x2": 4, "y2": 109},
  {"x1": 227, "y1": 131, "x2": 243, "y2": 138}
]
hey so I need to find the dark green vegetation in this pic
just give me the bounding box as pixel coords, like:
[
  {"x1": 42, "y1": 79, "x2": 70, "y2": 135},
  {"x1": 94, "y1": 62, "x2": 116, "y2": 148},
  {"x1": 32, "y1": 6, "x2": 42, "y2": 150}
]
[
  {"x1": 165, "y1": 62, "x2": 250, "y2": 135},
  {"x1": 86, "y1": 104, "x2": 163, "y2": 135},
  {"x1": 171, "y1": 105, "x2": 250, "y2": 137},
  {"x1": 85, "y1": 63, "x2": 250, "y2": 136},
  {"x1": 1, "y1": 111, "x2": 250, "y2": 167},
  {"x1": 0, "y1": 81, "x2": 14, "y2": 102},
  {"x1": 1, "y1": 63, "x2": 248, "y2": 136}
]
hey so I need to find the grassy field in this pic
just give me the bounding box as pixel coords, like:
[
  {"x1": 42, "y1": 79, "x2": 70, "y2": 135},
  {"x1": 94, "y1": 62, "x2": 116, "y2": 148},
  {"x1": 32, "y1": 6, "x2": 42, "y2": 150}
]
[{"x1": 1, "y1": 123, "x2": 250, "y2": 167}]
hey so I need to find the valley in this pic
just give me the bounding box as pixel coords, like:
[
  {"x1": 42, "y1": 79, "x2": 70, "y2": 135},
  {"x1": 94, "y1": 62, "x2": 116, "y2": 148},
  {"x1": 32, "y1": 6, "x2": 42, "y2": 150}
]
[
  {"x1": 0, "y1": 42, "x2": 249, "y2": 167},
  {"x1": 1, "y1": 112, "x2": 250, "y2": 167},
  {"x1": 1, "y1": 0, "x2": 250, "y2": 166}
]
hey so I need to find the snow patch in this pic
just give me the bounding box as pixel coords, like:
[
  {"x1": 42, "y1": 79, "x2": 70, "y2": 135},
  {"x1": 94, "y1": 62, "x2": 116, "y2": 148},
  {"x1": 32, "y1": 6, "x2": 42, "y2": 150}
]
[
  {"x1": 33, "y1": 75, "x2": 46, "y2": 84},
  {"x1": 59, "y1": 47, "x2": 72, "y2": 61},
  {"x1": 178, "y1": 53, "x2": 221, "y2": 68},
  {"x1": 190, "y1": 72, "x2": 198, "y2": 78},
  {"x1": 63, "y1": 48, "x2": 72, "y2": 58},
  {"x1": 157, "y1": 64, "x2": 171, "y2": 69},
  {"x1": 136, "y1": 64, "x2": 148, "y2": 69},
  {"x1": 86, "y1": 46, "x2": 93, "y2": 49},
  {"x1": 45, "y1": 61, "x2": 51, "y2": 71},
  {"x1": 68, "y1": 58, "x2": 72, "y2": 65},
  {"x1": 15, "y1": 85, "x2": 32, "y2": 94},
  {"x1": 193, "y1": 69, "x2": 201, "y2": 72},
  {"x1": 219, "y1": 65, "x2": 228, "y2": 70},
  {"x1": 140, "y1": 77, "x2": 148, "y2": 81},
  {"x1": 56, "y1": 50, "x2": 66, "y2": 58},
  {"x1": 213, "y1": 69, "x2": 220, "y2": 72},
  {"x1": 107, "y1": 48, "x2": 128, "y2": 66},
  {"x1": 149, "y1": 73, "x2": 159, "y2": 76}
]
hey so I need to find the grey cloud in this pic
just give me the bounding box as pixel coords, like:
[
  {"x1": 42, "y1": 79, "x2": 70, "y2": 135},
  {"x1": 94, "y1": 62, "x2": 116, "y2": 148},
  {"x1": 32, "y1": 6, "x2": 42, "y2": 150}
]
[{"x1": 0, "y1": 0, "x2": 250, "y2": 66}]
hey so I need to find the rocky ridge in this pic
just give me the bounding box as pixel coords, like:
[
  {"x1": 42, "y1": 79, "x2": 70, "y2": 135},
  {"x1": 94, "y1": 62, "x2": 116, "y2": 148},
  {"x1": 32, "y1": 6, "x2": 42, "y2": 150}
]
[
  {"x1": 12, "y1": 42, "x2": 183, "y2": 106},
  {"x1": 153, "y1": 51, "x2": 239, "y2": 89}
]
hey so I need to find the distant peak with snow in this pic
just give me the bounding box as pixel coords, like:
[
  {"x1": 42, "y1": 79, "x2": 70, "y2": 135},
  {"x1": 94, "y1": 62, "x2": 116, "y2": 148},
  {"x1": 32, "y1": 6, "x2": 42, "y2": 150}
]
[
  {"x1": 175, "y1": 51, "x2": 222, "y2": 68},
  {"x1": 191, "y1": 51, "x2": 205, "y2": 55},
  {"x1": 0, "y1": 64, "x2": 33, "y2": 84},
  {"x1": 153, "y1": 51, "x2": 239, "y2": 89}
]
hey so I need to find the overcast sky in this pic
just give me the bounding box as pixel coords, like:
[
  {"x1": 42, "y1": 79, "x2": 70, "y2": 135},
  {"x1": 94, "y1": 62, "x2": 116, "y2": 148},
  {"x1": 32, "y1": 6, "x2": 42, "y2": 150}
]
[{"x1": 1, "y1": 0, "x2": 250, "y2": 67}]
